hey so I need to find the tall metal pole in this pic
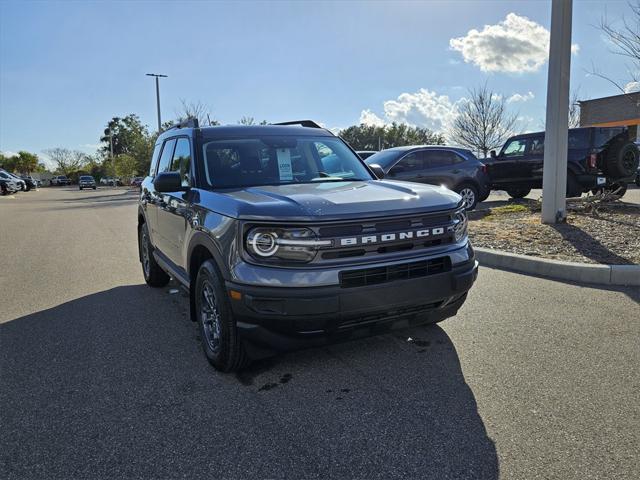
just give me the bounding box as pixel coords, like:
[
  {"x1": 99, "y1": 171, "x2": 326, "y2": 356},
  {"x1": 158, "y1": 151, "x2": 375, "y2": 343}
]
[
  {"x1": 541, "y1": 0, "x2": 573, "y2": 224},
  {"x1": 146, "y1": 73, "x2": 168, "y2": 133},
  {"x1": 109, "y1": 131, "x2": 116, "y2": 189}
]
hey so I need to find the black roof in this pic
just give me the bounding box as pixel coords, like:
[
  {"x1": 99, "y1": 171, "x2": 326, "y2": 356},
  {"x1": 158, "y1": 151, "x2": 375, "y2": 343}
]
[{"x1": 157, "y1": 123, "x2": 334, "y2": 143}]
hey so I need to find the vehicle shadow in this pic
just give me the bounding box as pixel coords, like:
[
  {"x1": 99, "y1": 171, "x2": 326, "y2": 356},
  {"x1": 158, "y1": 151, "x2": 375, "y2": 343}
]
[{"x1": 0, "y1": 286, "x2": 498, "y2": 479}]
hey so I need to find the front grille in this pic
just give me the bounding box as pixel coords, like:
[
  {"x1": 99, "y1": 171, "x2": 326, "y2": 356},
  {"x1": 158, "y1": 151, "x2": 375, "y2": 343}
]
[
  {"x1": 339, "y1": 256, "x2": 451, "y2": 288},
  {"x1": 314, "y1": 212, "x2": 457, "y2": 264}
]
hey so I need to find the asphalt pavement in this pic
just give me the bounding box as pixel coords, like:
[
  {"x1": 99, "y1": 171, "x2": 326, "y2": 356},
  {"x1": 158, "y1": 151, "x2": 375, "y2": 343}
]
[{"x1": 1, "y1": 187, "x2": 639, "y2": 479}]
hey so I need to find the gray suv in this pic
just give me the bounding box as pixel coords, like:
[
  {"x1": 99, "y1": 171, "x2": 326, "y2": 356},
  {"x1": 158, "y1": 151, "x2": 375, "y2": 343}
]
[
  {"x1": 365, "y1": 146, "x2": 490, "y2": 210},
  {"x1": 137, "y1": 120, "x2": 478, "y2": 372}
]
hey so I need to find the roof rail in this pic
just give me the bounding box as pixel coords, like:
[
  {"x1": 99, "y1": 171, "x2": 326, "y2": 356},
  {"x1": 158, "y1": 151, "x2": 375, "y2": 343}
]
[
  {"x1": 165, "y1": 117, "x2": 199, "y2": 132},
  {"x1": 271, "y1": 120, "x2": 323, "y2": 129}
]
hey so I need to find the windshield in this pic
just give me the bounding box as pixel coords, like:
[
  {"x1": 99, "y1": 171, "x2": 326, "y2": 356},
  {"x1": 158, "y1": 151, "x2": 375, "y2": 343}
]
[
  {"x1": 364, "y1": 150, "x2": 405, "y2": 169},
  {"x1": 80, "y1": 176, "x2": 93, "y2": 181},
  {"x1": 201, "y1": 136, "x2": 372, "y2": 188}
]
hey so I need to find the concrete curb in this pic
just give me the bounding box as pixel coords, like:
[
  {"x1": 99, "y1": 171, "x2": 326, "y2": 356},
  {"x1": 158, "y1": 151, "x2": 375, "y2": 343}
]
[{"x1": 475, "y1": 247, "x2": 640, "y2": 287}]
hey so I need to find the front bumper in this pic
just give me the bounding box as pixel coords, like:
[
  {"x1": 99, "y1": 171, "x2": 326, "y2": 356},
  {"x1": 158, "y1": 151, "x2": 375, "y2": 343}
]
[{"x1": 227, "y1": 257, "x2": 478, "y2": 352}]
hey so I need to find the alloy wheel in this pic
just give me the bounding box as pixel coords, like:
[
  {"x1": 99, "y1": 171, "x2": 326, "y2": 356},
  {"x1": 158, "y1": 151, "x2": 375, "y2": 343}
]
[
  {"x1": 459, "y1": 188, "x2": 476, "y2": 209},
  {"x1": 201, "y1": 280, "x2": 221, "y2": 354}
]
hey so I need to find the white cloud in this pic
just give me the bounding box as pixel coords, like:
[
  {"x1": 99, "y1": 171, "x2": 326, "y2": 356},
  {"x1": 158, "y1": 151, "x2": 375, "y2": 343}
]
[
  {"x1": 624, "y1": 81, "x2": 640, "y2": 93},
  {"x1": 507, "y1": 91, "x2": 535, "y2": 103},
  {"x1": 449, "y1": 13, "x2": 579, "y2": 73},
  {"x1": 360, "y1": 89, "x2": 458, "y2": 132},
  {"x1": 0, "y1": 150, "x2": 18, "y2": 157},
  {"x1": 359, "y1": 109, "x2": 386, "y2": 127}
]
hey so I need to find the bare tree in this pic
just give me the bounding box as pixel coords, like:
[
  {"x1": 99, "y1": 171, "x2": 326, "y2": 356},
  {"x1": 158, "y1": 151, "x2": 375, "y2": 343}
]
[
  {"x1": 569, "y1": 90, "x2": 582, "y2": 128},
  {"x1": 449, "y1": 84, "x2": 518, "y2": 157},
  {"x1": 176, "y1": 99, "x2": 220, "y2": 126},
  {"x1": 591, "y1": 2, "x2": 640, "y2": 92},
  {"x1": 238, "y1": 116, "x2": 255, "y2": 125},
  {"x1": 44, "y1": 148, "x2": 88, "y2": 176}
]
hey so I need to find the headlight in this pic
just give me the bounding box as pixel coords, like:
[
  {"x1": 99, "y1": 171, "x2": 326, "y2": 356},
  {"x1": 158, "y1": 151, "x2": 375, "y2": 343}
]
[
  {"x1": 246, "y1": 227, "x2": 332, "y2": 263},
  {"x1": 453, "y1": 209, "x2": 468, "y2": 242}
]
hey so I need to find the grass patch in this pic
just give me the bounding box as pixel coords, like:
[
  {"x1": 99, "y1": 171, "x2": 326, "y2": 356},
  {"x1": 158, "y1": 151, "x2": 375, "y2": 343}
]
[{"x1": 477, "y1": 203, "x2": 531, "y2": 221}]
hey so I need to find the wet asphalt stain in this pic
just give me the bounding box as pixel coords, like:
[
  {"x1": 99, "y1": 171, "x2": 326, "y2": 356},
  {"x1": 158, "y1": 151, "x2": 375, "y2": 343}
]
[
  {"x1": 235, "y1": 358, "x2": 277, "y2": 386},
  {"x1": 257, "y1": 374, "x2": 293, "y2": 392}
]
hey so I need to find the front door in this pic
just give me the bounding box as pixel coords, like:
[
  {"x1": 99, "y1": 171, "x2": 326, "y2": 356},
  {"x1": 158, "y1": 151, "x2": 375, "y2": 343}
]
[
  {"x1": 155, "y1": 137, "x2": 193, "y2": 269},
  {"x1": 487, "y1": 137, "x2": 530, "y2": 187}
]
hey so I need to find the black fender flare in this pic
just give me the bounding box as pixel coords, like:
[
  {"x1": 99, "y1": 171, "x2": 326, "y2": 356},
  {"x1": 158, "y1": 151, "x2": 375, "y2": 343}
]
[{"x1": 186, "y1": 230, "x2": 229, "y2": 282}]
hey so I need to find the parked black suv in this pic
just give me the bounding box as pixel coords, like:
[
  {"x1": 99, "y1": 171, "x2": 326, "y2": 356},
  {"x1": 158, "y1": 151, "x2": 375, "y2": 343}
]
[
  {"x1": 138, "y1": 120, "x2": 478, "y2": 372},
  {"x1": 484, "y1": 127, "x2": 639, "y2": 198},
  {"x1": 364, "y1": 146, "x2": 490, "y2": 210}
]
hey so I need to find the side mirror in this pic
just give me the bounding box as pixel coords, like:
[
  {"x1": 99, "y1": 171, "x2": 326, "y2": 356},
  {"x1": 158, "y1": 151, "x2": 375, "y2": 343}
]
[
  {"x1": 154, "y1": 172, "x2": 186, "y2": 193},
  {"x1": 368, "y1": 164, "x2": 385, "y2": 179},
  {"x1": 490, "y1": 150, "x2": 497, "y2": 158}
]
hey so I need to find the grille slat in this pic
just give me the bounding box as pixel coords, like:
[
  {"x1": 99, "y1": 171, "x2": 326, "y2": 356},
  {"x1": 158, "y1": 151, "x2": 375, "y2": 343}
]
[{"x1": 339, "y1": 257, "x2": 451, "y2": 288}]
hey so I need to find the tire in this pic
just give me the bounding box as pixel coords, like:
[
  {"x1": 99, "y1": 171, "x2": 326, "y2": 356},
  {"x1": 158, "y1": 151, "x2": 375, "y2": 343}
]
[
  {"x1": 455, "y1": 183, "x2": 478, "y2": 210},
  {"x1": 566, "y1": 174, "x2": 583, "y2": 198},
  {"x1": 478, "y1": 188, "x2": 491, "y2": 203},
  {"x1": 139, "y1": 222, "x2": 170, "y2": 287},
  {"x1": 592, "y1": 182, "x2": 627, "y2": 198},
  {"x1": 636, "y1": 175, "x2": 640, "y2": 188},
  {"x1": 93, "y1": 186, "x2": 96, "y2": 190},
  {"x1": 506, "y1": 187, "x2": 531, "y2": 199},
  {"x1": 79, "y1": 187, "x2": 82, "y2": 190},
  {"x1": 195, "y1": 259, "x2": 249, "y2": 372},
  {"x1": 603, "y1": 141, "x2": 639, "y2": 178}
]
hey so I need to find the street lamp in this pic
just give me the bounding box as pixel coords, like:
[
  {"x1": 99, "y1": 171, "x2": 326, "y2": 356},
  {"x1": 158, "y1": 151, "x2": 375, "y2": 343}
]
[{"x1": 146, "y1": 73, "x2": 168, "y2": 133}]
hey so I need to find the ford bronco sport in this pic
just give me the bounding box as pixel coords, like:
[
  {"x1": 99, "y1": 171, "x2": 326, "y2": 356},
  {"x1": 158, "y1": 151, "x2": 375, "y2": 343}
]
[
  {"x1": 484, "y1": 126, "x2": 639, "y2": 199},
  {"x1": 137, "y1": 119, "x2": 478, "y2": 372}
]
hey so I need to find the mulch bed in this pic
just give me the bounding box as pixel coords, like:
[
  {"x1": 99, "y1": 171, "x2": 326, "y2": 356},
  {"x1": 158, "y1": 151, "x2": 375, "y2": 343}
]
[{"x1": 468, "y1": 201, "x2": 640, "y2": 265}]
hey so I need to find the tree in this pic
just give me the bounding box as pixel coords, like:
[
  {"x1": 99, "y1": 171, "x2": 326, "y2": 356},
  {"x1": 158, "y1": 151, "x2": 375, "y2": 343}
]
[
  {"x1": 114, "y1": 154, "x2": 138, "y2": 180},
  {"x1": 0, "y1": 153, "x2": 17, "y2": 172},
  {"x1": 14, "y1": 151, "x2": 39, "y2": 174},
  {"x1": 176, "y1": 99, "x2": 220, "y2": 126},
  {"x1": 238, "y1": 116, "x2": 255, "y2": 125},
  {"x1": 568, "y1": 90, "x2": 581, "y2": 128},
  {"x1": 44, "y1": 148, "x2": 88, "y2": 177},
  {"x1": 591, "y1": 2, "x2": 640, "y2": 92},
  {"x1": 339, "y1": 123, "x2": 444, "y2": 151},
  {"x1": 449, "y1": 84, "x2": 518, "y2": 157},
  {"x1": 100, "y1": 114, "x2": 154, "y2": 176}
]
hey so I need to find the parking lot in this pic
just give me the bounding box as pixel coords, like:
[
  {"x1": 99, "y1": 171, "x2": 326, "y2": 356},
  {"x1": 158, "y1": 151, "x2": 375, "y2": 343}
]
[{"x1": 1, "y1": 187, "x2": 639, "y2": 479}]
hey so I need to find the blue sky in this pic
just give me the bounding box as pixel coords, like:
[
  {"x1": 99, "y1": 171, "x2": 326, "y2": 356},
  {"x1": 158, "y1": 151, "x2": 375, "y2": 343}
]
[{"x1": 0, "y1": 0, "x2": 635, "y2": 163}]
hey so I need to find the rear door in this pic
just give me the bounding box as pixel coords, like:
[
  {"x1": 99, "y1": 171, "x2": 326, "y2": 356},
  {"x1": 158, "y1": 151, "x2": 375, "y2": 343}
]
[
  {"x1": 519, "y1": 135, "x2": 545, "y2": 184},
  {"x1": 420, "y1": 150, "x2": 462, "y2": 188}
]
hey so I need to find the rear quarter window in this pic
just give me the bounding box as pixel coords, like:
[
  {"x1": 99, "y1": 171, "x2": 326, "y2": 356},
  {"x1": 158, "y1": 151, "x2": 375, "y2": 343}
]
[{"x1": 593, "y1": 128, "x2": 626, "y2": 148}]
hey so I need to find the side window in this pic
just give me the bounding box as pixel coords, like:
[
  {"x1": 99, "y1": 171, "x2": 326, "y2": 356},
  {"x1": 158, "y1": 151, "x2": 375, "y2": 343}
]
[
  {"x1": 502, "y1": 139, "x2": 528, "y2": 157},
  {"x1": 149, "y1": 143, "x2": 162, "y2": 176},
  {"x1": 425, "y1": 151, "x2": 457, "y2": 168},
  {"x1": 171, "y1": 138, "x2": 192, "y2": 187},
  {"x1": 392, "y1": 152, "x2": 424, "y2": 173},
  {"x1": 156, "y1": 138, "x2": 176, "y2": 174},
  {"x1": 529, "y1": 137, "x2": 544, "y2": 155}
]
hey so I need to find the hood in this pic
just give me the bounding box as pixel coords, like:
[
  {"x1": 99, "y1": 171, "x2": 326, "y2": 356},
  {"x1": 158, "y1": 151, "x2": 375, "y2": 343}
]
[{"x1": 196, "y1": 180, "x2": 461, "y2": 221}]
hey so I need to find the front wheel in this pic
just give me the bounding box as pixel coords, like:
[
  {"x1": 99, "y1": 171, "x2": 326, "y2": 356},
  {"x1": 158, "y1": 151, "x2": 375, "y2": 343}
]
[
  {"x1": 139, "y1": 222, "x2": 170, "y2": 287},
  {"x1": 195, "y1": 260, "x2": 249, "y2": 372},
  {"x1": 455, "y1": 184, "x2": 478, "y2": 210}
]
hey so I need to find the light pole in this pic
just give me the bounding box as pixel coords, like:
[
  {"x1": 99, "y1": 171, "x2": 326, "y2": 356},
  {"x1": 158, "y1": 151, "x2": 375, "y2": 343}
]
[
  {"x1": 109, "y1": 130, "x2": 116, "y2": 188},
  {"x1": 146, "y1": 73, "x2": 167, "y2": 132},
  {"x1": 541, "y1": 0, "x2": 573, "y2": 224}
]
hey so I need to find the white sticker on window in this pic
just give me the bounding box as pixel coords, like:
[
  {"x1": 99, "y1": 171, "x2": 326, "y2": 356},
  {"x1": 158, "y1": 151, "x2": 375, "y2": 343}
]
[{"x1": 276, "y1": 149, "x2": 293, "y2": 181}]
